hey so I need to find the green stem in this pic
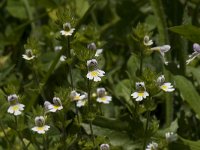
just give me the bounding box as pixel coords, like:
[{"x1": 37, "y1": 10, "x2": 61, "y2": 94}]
[
  {"x1": 87, "y1": 79, "x2": 95, "y2": 147},
  {"x1": 14, "y1": 116, "x2": 27, "y2": 150},
  {"x1": 67, "y1": 37, "x2": 74, "y2": 89},
  {"x1": 22, "y1": 0, "x2": 35, "y2": 30},
  {"x1": 150, "y1": 0, "x2": 173, "y2": 127},
  {"x1": 143, "y1": 111, "x2": 150, "y2": 150},
  {"x1": 0, "y1": 121, "x2": 10, "y2": 148},
  {"x1": 139, "y1": 49, "x2": 143, "y2": 76},
  {"x1": 43, "y1": 134, "x2": 47, "y2": 150}
]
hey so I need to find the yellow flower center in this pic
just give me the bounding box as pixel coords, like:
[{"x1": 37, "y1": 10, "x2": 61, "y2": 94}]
[
  {"x1": 100, "y1": 97, "x2": 107, "y2": 101},
  {"x1": 138, "y1": 92, "x2": 144, "y2": 97},
  {"x1": 161, "y1": 85, "x2": 168, "y2": 90},
  {"x1": 12, "y1": 105, "x2": 19, "y2": 111},
  {"x1": 74, "y1": 95, "x2": 80, "y2": 100},
  {"x1": 36, "y1": 127, "x2": 44, "y2": 131},
  {"x1": 53, "y1": 105, "x2": 60, "y2": 109},
  {"x1": 91, "y1": 71, "x2": 98, "y2": 77}
]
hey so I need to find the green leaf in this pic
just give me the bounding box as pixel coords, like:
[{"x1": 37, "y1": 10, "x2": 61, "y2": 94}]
[
  {"x1": 180, "y1": 137, "x2": 200, "y2": 150},
  {"x1": 174, "y1": 75, "x2": 200, "y2": 117},
  {"x1": 169, "y1": 25, "x2": 200, "y2": 43},
  {"x1": 127, "y1": 53, "x2": 139, "y2": 78},
  {"x1": 6, "y1": 0, "x2": 28, "y2": 19},
  {"x1": 187, "y1": 66, "x2": 200, "y2": 85}
]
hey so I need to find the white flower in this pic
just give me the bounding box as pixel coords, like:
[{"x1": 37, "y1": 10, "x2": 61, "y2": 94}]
[
  {"x1": 100, "y1": 143, "x2": 110, "y2": 150},
  {"x1": 31, "y1": 116, "x2": 50, "y2": 134},
  {"x1": 151, "y1": 45, "x2": 171, "y2": 64},
  {"x1": 70, "y1": 91, "x2": 86, "y2": 101},
  {"x1": 160, "y1": 83, "x2": 175, "y2": 92},
  {"x1": 76, "y1": 93, "x2": 87, "y2": 107},
  {"x1": 22, "y1": 49, "x2": 35, "y2": 60},
  {"x1": 131, "y1": 91, "x2": 149, "y2": 101},
  {"x1": 60, "y1": 55, "x2": 67, "y2": 62},
  {"x1": 96, "y1": 88, "x2": 112, "y2": 104},
  {"x1": 54, "y1": 46, "x2": 62, "y2": 52},
  {"x1": 7, "y1": 103, "x2": 25, "y2": 116},
  {"x1": 76, "y1": 99, "x2": 87, "y2": 107},
  {"x1": 165, "y1": 132, "x2": 177, "y2": 142},
  {"x1": 186, "y1": 43, "x2": 200, "y2": 64},
  {"x1": 46, "y1": 97, "x2": 63, "y2": 112},
  {"x1": 146, "y1": 142, "x2": 158, "y2": 150},
  {"x1": 95, "y1": 49, "x2": 103, "y2": 57},
  {"x1": 87, "y1": 69, "x2": 105, "y2": 82},
  {"x1": 97, "y1": 96, "x2": 112, "y2": 104},
  {"x1": 157, "y1": 75, "x2": 175, "y2": 92},
  {"x1": 60, "y1": 22, "x2": 75, "y2": 37},
  {"x1": 131, "y1": 82, "x2": 149, "y2": 101},
  {"x1": 31, "y1": 125, "x2": 50, "y2": 134},
  {"x1": 143, "y1": 35, "x2": 153, "y2": 46}
]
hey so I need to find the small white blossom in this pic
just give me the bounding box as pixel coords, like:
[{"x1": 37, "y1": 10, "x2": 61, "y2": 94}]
[
  {"x1": 146, "y1": 142, "x2": 158, "y2": 150},
  {"x1": 31, "y1": 116, "x2": 50, "y2": 134},
  {"x1": 100, "y1": 143, "x2": 110, "y2": 150},
  {"x1": 165, "y1": 132, "x2": 177, "y2": 143},
  {"x1": 76, "y1": 93, "x2": 88, "y2": 108},
  {"x1": 22, "y1": 49, "x2": 35, "y2": 60},
  {"x1": 54, "y1": 46, "x2": 62, "y2": 52},
  {"x1": 86, "y1": 59, "x2": 105, "y2": 82},
  {"x1": 143, "y1": 35, "x2": 153, "y2": 46},
  {"x1": 96, "y1": 88, "x2": 112, "y2": 104},
  {"x1": 87, "y1": 69, "x2": 105, "y2": 82},
  {"x1": 45, "y1": 97, "x2": 63, "y2": 113},
  {"x1": 60, "y1": 55, "x2": 67, "y2": 62},
  {"x1": 70, "y1": 91, "x2": 86, "y2": 101},
  {"x1": 60, "y1": 22, "x2": 75, "y2": 37},
  {"x1": 131, "y1": 82, "x2": 149, "y2": 101},
  {"x1": 186, "y1": 43, "x2": 200, "y2": 64},
  {"x1": 7, "y1": 94, "x2": 25, "y2": 116},
  {"x1": 157, "y1": 75, "x2": 175, "y2": 92},
  {"x1": 151, "y1": 45, "x2": 171, "y2": 64},
  {"x1": 95, "y1": 49, "x2": 103, "y2": 57},
  {"x1": 7, "y1": 104, "x2": 25, "y2": 116}
]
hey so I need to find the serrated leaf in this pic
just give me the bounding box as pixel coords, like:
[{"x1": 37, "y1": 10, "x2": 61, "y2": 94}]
[
  {"x1": 169, "y1": 25, "x2": 200, "y2": 43},
  {"x1": 174, "y1": 75, "x2": 200, "y2": 117}
]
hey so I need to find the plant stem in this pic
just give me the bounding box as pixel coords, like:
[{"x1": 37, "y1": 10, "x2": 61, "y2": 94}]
[
  {"x1": 150, "y1": 0, "x2": 173, "y2": 127},
  {"x1": 0, "y1": 121, "x2": 10, "y2": 148},
  {"x1": 87, "y1": 79, "x2": 95, "y2": 147},
  {"x1": 139, "y1": 49, "x2": 143, "y2": 76},
  {"x1": 143, "y1": 111, "x2": 150, "y2": 150},
  {"x1": 22, "y1": 0, "x2": 35, "y2": 30},
  {"x1": 43, "y1": 134, "x2": 47, "y2": 150},
  {"x1": 14, "y1": 116, "x2": 27, "y2": 150}
]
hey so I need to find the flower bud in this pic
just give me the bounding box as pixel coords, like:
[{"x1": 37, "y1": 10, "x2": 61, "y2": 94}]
[
  {"x1": 87, "y1": 59, "x2": 98, "y2": 69},
  {"x1": 63, "y1": 22, "x2": 71, "y2": 31},
  {"x1": 35, "y1": 116, "x2": 45, "y2": 127},
  {"x1": 8, "y1": 94, "x2": 18, "y2": 105},
  {"x1": 100, "y1": 144, "x2": 110, "y2": 150},
  {"x1": 87, "y1": 42, "x2": 97, "y2": 51},
  {"x1": 53, "y1": 97, "x2": 62, "y2": 106},
  {"x1": 193, "y1": 43, "x2": 200, "y2": 53},
  {"x1": 165, "y1": 132, "x2": 177, "y2": 143},
  {"x1": 135, "y1": 82, "x2": 146, "y2": 91},
  {"x1": 156, "y1": 75, "x2": 165, "y2": 85},
  {"x1": 97, "y1": 88, "x2": 106, "y2": 97},
  {"x1": 44, "y1": 101, "x2": 52, "y2": 111},
  {"x1": 160, "y1": 45, "x2": 171, "y2": 53}
]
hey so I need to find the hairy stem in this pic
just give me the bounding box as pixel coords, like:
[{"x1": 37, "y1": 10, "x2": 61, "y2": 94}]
[
  {"x1": 87, "y1": 79, "x2": 95, "y2": 147},
  {"x1": 14, "y1": 116, "x2": 27, "y2": 150},
  {"x1": 143, "y1": 111, "x2": 150, "y2": 150}
]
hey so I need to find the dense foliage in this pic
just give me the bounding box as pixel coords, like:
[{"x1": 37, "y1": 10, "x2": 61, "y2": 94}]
[{"x1": 0, "y1": 0, "x2": 200, "y2": 150}]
